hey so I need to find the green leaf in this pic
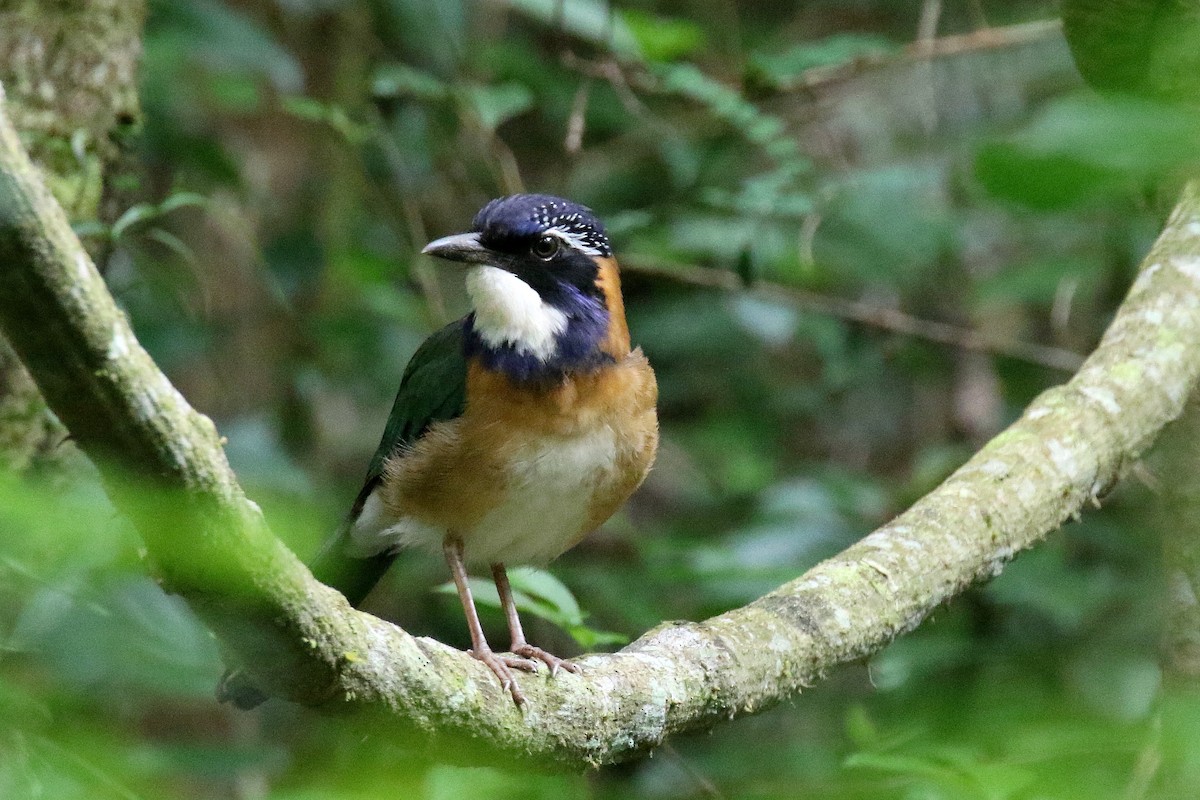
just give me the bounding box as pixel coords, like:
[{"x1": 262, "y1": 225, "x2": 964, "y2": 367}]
[
  {"x1": 507, "y1": 567, "x2": 582, "y2": 625},
  {"x1": 654, "y1": 63, "x2": 800, "y2": 160},
  {"x1": 747, "y1": 33, "x2": 896, "y2": 89},
  {"x1": 371, "y1": 63, "x2": 448, "y2": 101},
  {"x1": 1066, "y1": 654, "x2": 1162, "y2": 722},
  {"x1": 844, "y1": 751, "x2": 959, "y2": 781},
  {"x1": 144, "y1": 229, "x2": 198, "y2": 267},
  {"x1": 158, "y1": 192, "x2": 209, "y2": 214},
  {"x1": 71, "y1": 220, "x2": 111, "y2": 240},
  {"x1": 500, "y1": 0, "x2": 641, "y2": 59},
  {"x1": 206, "y1": 72, "x2": 261, "y2": 113},
  {"x1": 108, "y1": 193, "x2": 210, "y2": 243},
  {"x1": 973, "y1": 255, "x2": 1098, "y2": 307},
  {"x1": 619, "y1": 9, "x2": 705, "y2": 62},
  {"x1": 699, "y1": 165, "x2": 814, "y2": 225},
  {"x1": 985, "y1": 541, "x2": 1121, "y2": 633},
  {"x1": 567, "y1": 625, "x2": 629, "y2": 649},
  {"x1": 424, "y1": 763, "x2": 588, "y2": 800},
  {"x1": 111, "y1": 203, "x2": 159, "y2": 241},
  {"x1": 1063, "y1": 0, "x2": 1200, "y2": 103},
  {"x1": 813, "y1": 164, "x2": 951, "y2": 287},
  {"x1": 845, "y1": 703, "x2": 879, "y2": 748},
  {"x1": 280, "y1": 96, "x2": 371, "y2": 143},
  {"x1": 162, "y1": 0, "x2": 304, "y2": 92},
  {"x1": 975, "y1": 92, "x2": 1200, "y2": 209},
  {"x1": 435, "y1": 576, "x2": 500, "y2": 606},
  {"x1": 460, "y1": 83, "x2": 534, "y2": 132}
]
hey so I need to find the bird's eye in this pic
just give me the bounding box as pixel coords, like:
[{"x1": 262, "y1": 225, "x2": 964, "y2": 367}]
[{"x1": 531, "y1": 235, "x2": 560, "y2": 260}]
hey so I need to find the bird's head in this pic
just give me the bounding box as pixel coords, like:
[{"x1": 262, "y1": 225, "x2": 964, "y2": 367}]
[{"x1": 422, "y1": 194, "x2": 628, "y2": 382}]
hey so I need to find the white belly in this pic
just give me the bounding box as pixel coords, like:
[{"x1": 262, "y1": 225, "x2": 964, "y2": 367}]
[{"x1": 350, "y1": 426, "x2": 619, "y2": 566}]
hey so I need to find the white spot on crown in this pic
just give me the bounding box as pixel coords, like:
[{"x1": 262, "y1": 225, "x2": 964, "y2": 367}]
[{"x1": 532, "y1": 202, "x2": 610, "y2": 256}]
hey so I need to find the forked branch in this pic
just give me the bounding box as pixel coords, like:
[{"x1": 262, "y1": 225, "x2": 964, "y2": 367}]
[{"x1": 3, "y1": 85, "x2": 1200, "y2": 769}]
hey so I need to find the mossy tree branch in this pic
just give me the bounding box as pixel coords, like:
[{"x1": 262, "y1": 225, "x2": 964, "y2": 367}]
[{"x1": 3, "y1": 83, "x2": 1200, "y2": 769}]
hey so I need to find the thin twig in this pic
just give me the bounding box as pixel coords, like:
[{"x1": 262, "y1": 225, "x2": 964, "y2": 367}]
[
  {"x1": 559, "y1": 19, "x2": 1062, "y2": 98},
  {"x1": 1051, "y1": 276, "x2": 1079, "y2": 338},
  {"x1": 490, "y1": 135, "x2": 525, "y2": 196},
  {"x1": 916, "y1": 0, "x2": 944, "y2": 51},
  {"x1": 913, "y1": 0, "x2": 944, "y2": 135},
  {"x1": 968, "y1": 0, "x2": 990, "y2": 30},
  {"x1": 661, "y1": 742, "x2": 725, "y2": 799},
  {"x1": 565, "y1": 78, "x2": 592, "y2": 154},
  {"x1": 560, "y1": 50, "x2": 647, "y2": 115},
  {"x1": 399, "y1": 193, "x2": 448, "y2": 323},
  {"x1": 363, "y1": 105, "x2": 447, "y2": 321},
  {"x1": 788, "y1": 19, "x2": 1061, "y2": 92},
  {"x1": 1122, "y1": 716, "x2": 1162, "y2": 800},
  {"x1": 622, "y1": 256, "x2": 1086, "y2": 372}
]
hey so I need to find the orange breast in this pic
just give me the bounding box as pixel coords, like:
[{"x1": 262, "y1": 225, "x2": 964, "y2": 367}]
[{"x1": 377, "y1": 351, "x2": 658, "y2": 565}]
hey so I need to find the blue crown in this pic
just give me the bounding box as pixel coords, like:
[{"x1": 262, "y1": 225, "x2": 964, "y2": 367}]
[{"x1": 473, "y1": 194, "x2": 611, "y2": 257}]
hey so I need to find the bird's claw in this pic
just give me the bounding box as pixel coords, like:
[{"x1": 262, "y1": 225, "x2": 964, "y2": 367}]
[
  {"x1": 468, "y1": 649, "x2": 536, "y2": 706},
  {"x1": 513, "y1": 643, "x2": 581, "y2": 677},
  {"x1": 501, "y1": 653, "x2": 540, "y2": 672},
  {"x1": 466, "y1": 646, "x2": 578, "y2": 705}
]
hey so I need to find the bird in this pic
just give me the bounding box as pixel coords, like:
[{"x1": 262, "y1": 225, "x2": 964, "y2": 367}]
[{"x1": 303, "y1": 193, "x2": 657, "y2": 705}]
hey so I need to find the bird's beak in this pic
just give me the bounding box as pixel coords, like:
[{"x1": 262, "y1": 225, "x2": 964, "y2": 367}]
[{"x1": 421, "y1": 231, "x2": 491, "y2": 264}]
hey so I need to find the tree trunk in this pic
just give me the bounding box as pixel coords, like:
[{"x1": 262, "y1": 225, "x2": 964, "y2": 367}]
[{"x1": 0, "y1": 0, "x2": 146, "y2": 472}]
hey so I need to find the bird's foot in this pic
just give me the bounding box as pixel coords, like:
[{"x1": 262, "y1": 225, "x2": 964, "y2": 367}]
[
  {"x1": 512, "y1": 643, "x2": 581, "y2": 677},
  {"x1": 468, "y1": 648, "x2": 538, "y2": 706}
]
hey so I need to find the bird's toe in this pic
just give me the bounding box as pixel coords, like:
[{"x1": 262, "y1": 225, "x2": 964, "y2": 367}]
[
  {"x1": 468, "y1": 649, "x2": 531, "y2": 705},
  {"x1": 500, "y1": 653, "x2": 540, "y2": 672},
  {"x1": 513, "y1": 643, "x2": 580, "y2": 677}
]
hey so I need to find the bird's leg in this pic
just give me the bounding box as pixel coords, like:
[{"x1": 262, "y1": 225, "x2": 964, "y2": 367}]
[
  {"x1": 491, "y1": 562, "x2": 582, "y2": 677},
  {"x1": 442, "y1": 536, "x2": 537, "y2": 705}
]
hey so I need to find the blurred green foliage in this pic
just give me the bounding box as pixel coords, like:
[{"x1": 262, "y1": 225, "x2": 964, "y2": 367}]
[{"x1": 4, "y1": 0, "x2": 1200, "y2": 798}]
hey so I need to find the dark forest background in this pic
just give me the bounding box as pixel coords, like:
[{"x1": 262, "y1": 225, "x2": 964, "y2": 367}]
[{"x1": 4, "y1": 1, "x2": 1200, "y2": 797}]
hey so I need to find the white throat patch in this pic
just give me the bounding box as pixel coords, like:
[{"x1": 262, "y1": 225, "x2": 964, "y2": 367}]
[{"x1": 466, "y1": 265, "x2": 568, "y2": 360}]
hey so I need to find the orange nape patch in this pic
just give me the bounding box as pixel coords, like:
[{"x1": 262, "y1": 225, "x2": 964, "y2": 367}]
[{"x1": 595, "y1": 256, "x2": 631, "y2": 359}]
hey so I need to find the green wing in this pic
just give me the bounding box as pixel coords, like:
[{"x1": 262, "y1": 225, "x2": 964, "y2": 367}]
[
  {"x1": 312, "y1": 319, "x2": 468, "y2": 606},
  {"x1": 361, "y1": 319, "x2": 468, "y2": 491}
]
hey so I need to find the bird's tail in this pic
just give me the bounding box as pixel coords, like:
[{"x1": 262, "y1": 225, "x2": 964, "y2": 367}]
[{"x1": 309, "y1": 509, "x2": 397, "y2": 609}]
